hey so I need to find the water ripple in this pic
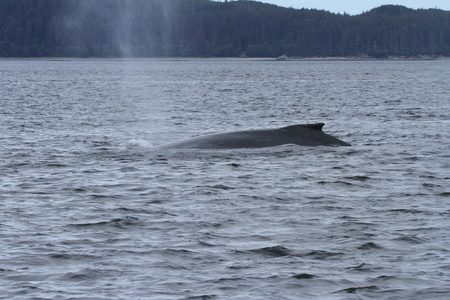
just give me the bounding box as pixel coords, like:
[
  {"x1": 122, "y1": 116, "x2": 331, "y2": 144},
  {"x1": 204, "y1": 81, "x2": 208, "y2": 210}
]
[{"x1": 1, "y1": 59, "x2": 449, "y2": 299}]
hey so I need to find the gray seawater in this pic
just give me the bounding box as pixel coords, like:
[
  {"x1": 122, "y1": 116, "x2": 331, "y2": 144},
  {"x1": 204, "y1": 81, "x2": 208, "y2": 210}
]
[{"x1": 1, "y1": 59, "x2": 449, "y2": 299}]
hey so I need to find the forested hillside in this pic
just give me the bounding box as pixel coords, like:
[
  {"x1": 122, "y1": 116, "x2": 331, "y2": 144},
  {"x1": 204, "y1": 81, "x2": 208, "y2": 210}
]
[{"x1": 1, "y1": 0, "x2": 449, "y2": 58}]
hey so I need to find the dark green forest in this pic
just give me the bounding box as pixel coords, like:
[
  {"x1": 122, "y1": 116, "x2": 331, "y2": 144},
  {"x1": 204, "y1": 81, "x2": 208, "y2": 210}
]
[{"x1": 1, "y1": 0, "x2": 449, "y2": 58}]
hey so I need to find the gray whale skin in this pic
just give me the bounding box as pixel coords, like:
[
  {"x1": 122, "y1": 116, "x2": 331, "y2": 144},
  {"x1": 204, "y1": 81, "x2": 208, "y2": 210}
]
[{"x1": 160, "y1": 123, "x2": 350, "y2": 149}]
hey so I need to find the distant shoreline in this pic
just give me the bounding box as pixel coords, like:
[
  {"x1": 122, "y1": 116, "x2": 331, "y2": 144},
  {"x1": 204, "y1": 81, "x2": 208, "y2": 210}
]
[{"x1": 1, "y1": 56, "x2": 448, "y2": 62}]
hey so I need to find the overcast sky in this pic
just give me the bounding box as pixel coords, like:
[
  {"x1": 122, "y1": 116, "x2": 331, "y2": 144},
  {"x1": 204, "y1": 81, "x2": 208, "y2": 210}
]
[{"x1": 230, "y1": 0, "x2": 450, "y2": 15}]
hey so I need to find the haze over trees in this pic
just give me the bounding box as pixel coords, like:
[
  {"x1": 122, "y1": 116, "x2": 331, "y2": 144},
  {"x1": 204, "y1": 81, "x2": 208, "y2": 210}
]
[{"x1": 1, "y1": 0, "x2": 449, "y2": 58}]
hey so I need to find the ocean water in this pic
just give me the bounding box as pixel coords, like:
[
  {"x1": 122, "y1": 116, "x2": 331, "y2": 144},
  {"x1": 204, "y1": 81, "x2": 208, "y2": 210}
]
[{"x1": 0, "y1": 59, "x2": 449, "y2": 299}]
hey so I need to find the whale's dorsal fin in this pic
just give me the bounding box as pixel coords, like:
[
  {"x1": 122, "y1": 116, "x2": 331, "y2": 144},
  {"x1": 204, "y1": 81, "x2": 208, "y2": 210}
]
[{"x1": 282, "y1": 123, "x2": 325, "y2": 131}]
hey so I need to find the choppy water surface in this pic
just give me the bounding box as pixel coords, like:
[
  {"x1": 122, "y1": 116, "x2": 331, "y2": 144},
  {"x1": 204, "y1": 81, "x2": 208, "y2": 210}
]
[{"x1": 1, "y1": 59, "x2": 449, "y2": 299}]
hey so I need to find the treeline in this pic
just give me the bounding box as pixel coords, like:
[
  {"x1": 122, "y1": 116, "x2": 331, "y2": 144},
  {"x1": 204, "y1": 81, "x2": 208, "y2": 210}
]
[{"x1": 1, "y1": 0, "x2": 449, "y2": 58}]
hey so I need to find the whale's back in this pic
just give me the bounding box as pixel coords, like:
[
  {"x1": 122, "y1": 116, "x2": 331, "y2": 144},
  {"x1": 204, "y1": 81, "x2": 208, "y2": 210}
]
[{"x1": 160, "y1": 123, "x2": 350, "y2": 149}]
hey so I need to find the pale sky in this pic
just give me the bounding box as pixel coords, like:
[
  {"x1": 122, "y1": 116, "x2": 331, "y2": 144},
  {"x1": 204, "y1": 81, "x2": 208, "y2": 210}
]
[{"x1": 224, "y1": 0, "x2": 450, "y2": 15}]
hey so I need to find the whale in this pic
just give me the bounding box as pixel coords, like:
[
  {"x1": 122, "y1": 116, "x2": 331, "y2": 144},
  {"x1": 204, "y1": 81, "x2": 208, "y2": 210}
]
[{"x1": 159, "y1": 123, "x2": 350, "y2": 149}]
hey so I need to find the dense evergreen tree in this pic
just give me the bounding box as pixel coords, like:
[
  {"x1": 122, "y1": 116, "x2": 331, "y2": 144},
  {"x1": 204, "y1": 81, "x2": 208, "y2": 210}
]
[{"x1": 0, "y1": 0, "x2": 449, "y2": 57}]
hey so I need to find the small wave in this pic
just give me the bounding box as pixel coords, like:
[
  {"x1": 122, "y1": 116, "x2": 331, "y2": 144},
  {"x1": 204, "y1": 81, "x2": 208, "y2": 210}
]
[
  {"x1": 411, "y1": 287, "x2": 450, "y2": 297},
  {"x1": 304, "y1": 250, "x2": 345, "y2": 259},
  {"x1": 69, "y1": 216, "x2": 141, "y2": 229},
  {"x1": 198, "y1": 240, "x2": 224, "y2": 247},
  {"x1": 334, "y1": 285, "x2": 380, "y2": 294},
  {"x1": 317, "y1": 180, "x2": 353, "y2": 186},
  {"x1": 388, "y1": 208, "x2": 429, "y2": 215},
  {"x1": 346, "y1": 263, "x2": 379, "y2": 272},
  {"x1": 368, "y1": 275, "x2": 397, "y2": 282},
  {"x1": 58, "y1": 268, "x2": 108, "y2": 281},
  {"x1": 423, "y1": 182, "x2": 441, "y2": 188},
  {"x1": 47, "y1": 253, "x2": 99, "y2": 260},
  {"x1": 184, "y1": 295, "x2": 217, "y2": 300},
  {"x1": 5, "y1": 274, "x2": 53, "y2": 282},
  {"x1": 246, "y1": 245, "x2": 292, "y2": 258},
  {"x1": 114, "y1": 207, "x2": 176, "y2": 216},
  {"x1": 3, "y1": 284, "x2": 44, "y2": 298},
  {"x1": 228, "y1": 163, "x2": 241, "y2": 168},
  {"x1": 207, "y1": 184, "x2": 235, "y2": 190},
  {"x1": 344, "y1": 175, "x2": 371, "y2": 182},
  {"x1": 163, "y1": 248, "x2": 197, "y2": 256},
  {"x1": 45, "y1": 162, "x2": 69, "y2": 168},
  {"x1": 89, "y1": 194, "x2": 122, "y2": 199},
  {"x1": 291, "y1": 273, "x2": 316, "y2": 279},
  {"x1": 217, "y1": 88, "x2": 234, "y2": 92},
  {"x1": 357, "y1": 242, "x2": 384, "y2": 250},
  {"x1": 86, "y1": 140, "x2": 113, "y2": 149},
  {"x1": 393, "y1": 234, "x2": 426, "y2": 244}
]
